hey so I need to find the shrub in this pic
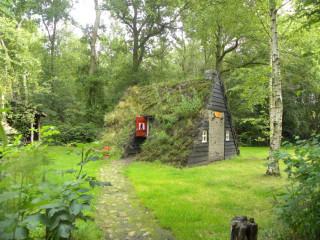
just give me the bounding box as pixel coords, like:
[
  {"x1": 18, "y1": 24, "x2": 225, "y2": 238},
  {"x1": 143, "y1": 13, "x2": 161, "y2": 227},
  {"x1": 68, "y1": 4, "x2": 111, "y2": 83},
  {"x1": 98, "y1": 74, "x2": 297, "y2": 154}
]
[
  {"x1": 157, "y1": 130, "x2": 170, "y2": 144},
  {"x1": 276, "y1": 134, "x2": 320, "y2": 239},
  {"x1": 53, "y1": 123, "x2": 100, "y2": 144},
  {"x1": 173, "y1": 95, "x2": 202, "y2": 118},
  {"x1": 0, "y1": 127, "x2": 110, "y2": 239}
]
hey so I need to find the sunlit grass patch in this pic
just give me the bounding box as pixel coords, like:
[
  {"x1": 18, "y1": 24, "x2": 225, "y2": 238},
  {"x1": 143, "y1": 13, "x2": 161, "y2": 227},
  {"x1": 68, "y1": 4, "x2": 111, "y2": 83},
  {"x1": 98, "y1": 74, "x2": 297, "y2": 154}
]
[
  {"x1": 43, "y1": 146, "x2": 111, "y2": 240},
  {"x1": 125, "y1": 147, "x2": 288, "y2": 240}
]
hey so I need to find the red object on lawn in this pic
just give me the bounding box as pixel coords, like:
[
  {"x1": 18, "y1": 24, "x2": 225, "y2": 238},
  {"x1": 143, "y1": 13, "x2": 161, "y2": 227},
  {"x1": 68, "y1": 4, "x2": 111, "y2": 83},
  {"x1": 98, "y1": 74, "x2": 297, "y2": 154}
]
[{"x1": 136, "y1": 117, "x2": 147, "y2": 137}]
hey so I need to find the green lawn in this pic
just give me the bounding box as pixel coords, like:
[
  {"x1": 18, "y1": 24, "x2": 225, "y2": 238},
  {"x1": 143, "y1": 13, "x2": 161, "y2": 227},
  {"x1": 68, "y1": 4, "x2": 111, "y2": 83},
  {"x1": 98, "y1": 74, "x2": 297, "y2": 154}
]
[
  {"x1": 43, "y1": 146, "x2": 112, "y2": 240},
  {"x1": 125, "y1": 147, "x2": 288, "y2": 240}
]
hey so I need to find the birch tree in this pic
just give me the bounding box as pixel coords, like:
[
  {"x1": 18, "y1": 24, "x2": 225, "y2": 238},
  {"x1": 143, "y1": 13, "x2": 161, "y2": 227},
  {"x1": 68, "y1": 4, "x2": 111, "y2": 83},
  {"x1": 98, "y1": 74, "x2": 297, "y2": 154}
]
[{"x1": 266, "y1": 0, "x2": 283, "y2": 176}]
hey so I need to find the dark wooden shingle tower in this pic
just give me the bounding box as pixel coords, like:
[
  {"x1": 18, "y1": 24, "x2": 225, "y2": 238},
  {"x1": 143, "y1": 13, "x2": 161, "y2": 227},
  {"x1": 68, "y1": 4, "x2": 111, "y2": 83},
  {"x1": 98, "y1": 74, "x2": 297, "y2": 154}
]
[{"x1": 187, "y1": 70, "x2": 239, "y2": 167}]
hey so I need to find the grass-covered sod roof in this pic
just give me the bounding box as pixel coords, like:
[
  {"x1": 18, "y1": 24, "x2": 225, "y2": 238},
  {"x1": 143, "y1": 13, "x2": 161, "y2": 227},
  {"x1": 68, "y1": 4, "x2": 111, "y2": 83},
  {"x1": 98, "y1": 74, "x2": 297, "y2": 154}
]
[{"x1": 101, "y1": 79, "x2": 214, "y2": 166}]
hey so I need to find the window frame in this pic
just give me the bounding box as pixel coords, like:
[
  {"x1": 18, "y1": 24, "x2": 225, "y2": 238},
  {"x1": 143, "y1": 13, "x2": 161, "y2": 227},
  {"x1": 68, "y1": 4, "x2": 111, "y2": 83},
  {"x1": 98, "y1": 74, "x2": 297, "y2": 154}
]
[
  {"x1": 202, "y1": 130, "x2": 208, "y2": 143},
  {"x1": 226, "y1": 130, "x2": 230, "y2": 141}
]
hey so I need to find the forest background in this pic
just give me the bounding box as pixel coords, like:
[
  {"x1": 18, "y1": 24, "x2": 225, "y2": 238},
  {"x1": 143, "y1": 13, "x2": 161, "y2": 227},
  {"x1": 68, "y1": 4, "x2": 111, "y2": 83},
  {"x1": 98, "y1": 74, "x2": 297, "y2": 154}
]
[{"x1": 0, "y1": 0, "x2": 319, "y2": 147}]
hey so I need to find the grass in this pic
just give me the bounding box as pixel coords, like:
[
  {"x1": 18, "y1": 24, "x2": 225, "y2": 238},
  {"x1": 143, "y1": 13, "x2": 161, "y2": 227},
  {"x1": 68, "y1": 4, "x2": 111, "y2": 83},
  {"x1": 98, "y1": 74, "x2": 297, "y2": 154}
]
[
  {"x1": 124, "y1": 147, "x2": 288, "y2": 240},
  {"x1": 43, "y1": 146, "x2": 113, "y2": 240}
]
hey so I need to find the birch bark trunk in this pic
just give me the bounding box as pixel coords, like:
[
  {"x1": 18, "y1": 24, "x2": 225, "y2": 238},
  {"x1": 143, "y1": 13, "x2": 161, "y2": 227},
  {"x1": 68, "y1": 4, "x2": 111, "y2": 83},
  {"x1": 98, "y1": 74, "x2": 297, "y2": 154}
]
[{"x1": 266, "y1": 0, "x2": 282, "y2": 176}]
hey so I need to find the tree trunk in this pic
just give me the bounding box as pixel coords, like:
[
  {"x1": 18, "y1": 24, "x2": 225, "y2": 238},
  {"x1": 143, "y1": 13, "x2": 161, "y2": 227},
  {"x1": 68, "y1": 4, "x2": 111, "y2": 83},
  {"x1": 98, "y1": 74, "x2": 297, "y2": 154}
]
[
  {"x1": 1, "y1": 94, "x2": 5, "y2": 120},
  {"x1": 132, "y1": 38, "x2": 139, "y2": 73},
  {"x1": 23, "y1": 72, "x2": 28, "y2": 103},
  {"x1": 30, "y1": 122, "x2": 34, "y2": 144},
  {"x1": 1, "y1": 38, "x2": 9, "y2": 121},
  {"x1": 89, "y1": 0, "x2": 101, "y2": 75},
  {"x1": 231, "y1": 216, "x2": 258, "y2": 240},
  {"x1": 266, "y1": 0, "x2": 282, "y2": 176},
  {"x1": 38, "y1": 118, "x2": 41, "y2": 141},
  {"x1": 215, "y1": 25, "x2": 223, "y2": 73},
  {"x1": 50, "y1": 23, "x2": 56, "y2": 79},
  {"x1": 132, "y1": 3, "x2": 140, "y2": 75}
]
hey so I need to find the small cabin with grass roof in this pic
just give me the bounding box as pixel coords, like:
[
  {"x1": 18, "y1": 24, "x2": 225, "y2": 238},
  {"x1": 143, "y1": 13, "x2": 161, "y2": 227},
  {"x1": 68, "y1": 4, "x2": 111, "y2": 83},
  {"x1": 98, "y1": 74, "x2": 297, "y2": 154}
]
[{"x1": 102, "y1": 70, "x2": 239, "y2": 167}]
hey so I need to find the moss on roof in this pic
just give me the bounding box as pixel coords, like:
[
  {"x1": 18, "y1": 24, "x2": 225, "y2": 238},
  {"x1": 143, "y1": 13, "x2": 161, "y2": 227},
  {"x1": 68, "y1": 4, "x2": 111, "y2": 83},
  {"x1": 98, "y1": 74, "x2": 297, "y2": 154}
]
[{"x1": 101, "y1": 79, "x2": 213, "y2": 166}]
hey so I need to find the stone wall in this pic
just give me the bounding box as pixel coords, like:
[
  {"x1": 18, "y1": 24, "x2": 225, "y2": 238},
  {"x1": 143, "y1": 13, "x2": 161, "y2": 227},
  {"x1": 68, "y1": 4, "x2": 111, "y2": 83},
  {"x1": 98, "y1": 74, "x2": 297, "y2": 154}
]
[{"x1": 208, "y1": 110, "x2": 225, "y2": 161}]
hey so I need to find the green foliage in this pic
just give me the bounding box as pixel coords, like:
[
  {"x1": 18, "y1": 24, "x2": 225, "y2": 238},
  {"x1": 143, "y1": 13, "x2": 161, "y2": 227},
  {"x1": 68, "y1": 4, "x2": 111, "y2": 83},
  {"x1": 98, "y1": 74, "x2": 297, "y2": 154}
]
[
  {"x1": 281, "y1": 23, "x2": 320, "y2": 141},
  {"x1": 0, "y1": 108, "x2": 9, "y2": 149},
  {"x1": 104, "y1": 0, "x2": 183, "y2": 74},
  {"x1": 225, "y1": 67, "x2": 270, "y2": 146},
  {"x1": 0, "y1": 129, "x2": 110, "y2": 239},
  {"x1": 0, "y1": 0, "x2": 14, "y2": 18},
  {"x1": 0, "y1": 16, "x2": 41, "y2": 104},
  {"x1": 276, "y1": 134, "x2": 320, "y2": 239},
  {"x1": 6, "y1": 102, "x2": 39, "y2": 139},
  {"x1": 52, "y1": 123, "x2": 100, "y2": 144},
  {"x1": 297, "y1": 0, "x2": 320, "y2": 25},
  {"x1": 173, "y1": 95, "x2": 202, "y2": 118},
  {"x1": 235, "y1": 113, "x2": 269, "y2": 146}
]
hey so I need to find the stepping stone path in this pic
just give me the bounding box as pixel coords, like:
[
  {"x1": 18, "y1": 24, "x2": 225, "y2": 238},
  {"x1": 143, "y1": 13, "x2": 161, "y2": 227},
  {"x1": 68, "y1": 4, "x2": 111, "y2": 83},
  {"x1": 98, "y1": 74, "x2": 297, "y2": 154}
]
[{"x1": 95, "y1": 158, "x2": 175, "y2": 240}]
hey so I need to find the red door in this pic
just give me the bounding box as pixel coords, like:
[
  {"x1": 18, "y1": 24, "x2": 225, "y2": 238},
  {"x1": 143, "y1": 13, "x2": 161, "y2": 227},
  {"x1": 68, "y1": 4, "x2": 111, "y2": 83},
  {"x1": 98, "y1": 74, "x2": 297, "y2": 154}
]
[{"x1": 136, "y1": 117, "x2": 147, "y2": 137}]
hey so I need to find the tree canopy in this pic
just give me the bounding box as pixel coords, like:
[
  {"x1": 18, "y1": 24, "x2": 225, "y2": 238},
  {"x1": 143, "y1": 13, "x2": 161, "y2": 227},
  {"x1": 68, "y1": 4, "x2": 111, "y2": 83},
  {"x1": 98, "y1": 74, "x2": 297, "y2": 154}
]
[{"x1": 0, "y1": 0, "x2": 318, "y2": 145}]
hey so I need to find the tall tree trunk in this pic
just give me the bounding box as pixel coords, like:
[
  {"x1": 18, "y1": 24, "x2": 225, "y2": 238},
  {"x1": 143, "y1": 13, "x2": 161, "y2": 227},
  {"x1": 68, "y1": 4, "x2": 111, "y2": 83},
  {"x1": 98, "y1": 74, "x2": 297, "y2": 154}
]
[
  {"x1": 1, "y1": 38, "x2": 9, "y2": 121},
  {"x1": 1, "y1": 94, "x2": 5, "y2": 121},
  {"x1": 268, "y1": 39, "x2": 274, "y2": 144},
  {"x1": 30, "y1": 122, "x2": 34, "y2": 144},
  {"x1": 89, "y1": 0, "x2": 101, "y2": 75},
  {"x1": 180, "y1": 26, "x2": 187, "y2": 79},
  {"x1": 133, "y1": 34, "x2": 139, "y2": 73},
  {"x1": 50, "y1": 20, "x2": 57, "y2": 80},
  {"x1": 182, "y1": 42, "x2": 186, "y2": 78},
  {"x1": 23, "y1": 72, "x2": 28, "y2": 103},
  {"x1": 132, "y1": 4, "x2": 139, "y2": 74},
  {"x1": 266, "y1": 0, "x2": 282, "y2": 176},
  {"x1": 215, "y1": 25, "x2": 223, "y2": 73}
]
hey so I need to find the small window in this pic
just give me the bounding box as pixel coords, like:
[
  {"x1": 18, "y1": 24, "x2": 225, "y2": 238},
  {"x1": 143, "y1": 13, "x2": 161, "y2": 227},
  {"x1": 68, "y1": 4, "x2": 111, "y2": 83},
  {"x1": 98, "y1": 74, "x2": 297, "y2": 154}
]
[
  {"x1": 202, "y1": 130, "x2": 208, "y2": 143},
  {"x1": 226, "y1": 130, "x2": 230, "y2": 141}
]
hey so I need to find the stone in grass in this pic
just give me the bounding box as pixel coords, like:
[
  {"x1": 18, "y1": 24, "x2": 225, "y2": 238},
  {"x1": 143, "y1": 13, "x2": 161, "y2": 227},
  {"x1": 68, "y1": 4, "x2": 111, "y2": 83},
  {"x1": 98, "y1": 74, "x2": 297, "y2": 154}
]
[
  {"x1": 128, "y1": 231, "x2": 135, "y2": 237},
  {"x1": 142, "y1": 232, "x2": 151, "y2": 237}
]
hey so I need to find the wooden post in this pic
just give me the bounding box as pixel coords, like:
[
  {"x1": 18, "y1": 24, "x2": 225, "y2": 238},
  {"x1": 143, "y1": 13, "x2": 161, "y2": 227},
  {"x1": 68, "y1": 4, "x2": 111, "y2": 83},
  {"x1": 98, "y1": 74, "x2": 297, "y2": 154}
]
[
  {"x1": 30, "y1": 122, "x2": 34, "y2": 144},
  {"x1": 37, "y1": 117, "x2": 41, "y2": 141},
  {"x1": 231, "y1": 216, "x2": 258, "y2": 240}
]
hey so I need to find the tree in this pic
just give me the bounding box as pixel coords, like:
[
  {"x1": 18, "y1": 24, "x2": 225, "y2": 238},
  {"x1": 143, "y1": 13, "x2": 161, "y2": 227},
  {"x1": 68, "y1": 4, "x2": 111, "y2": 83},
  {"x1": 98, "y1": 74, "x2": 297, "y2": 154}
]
[
  {"x1": 281, "y1": 18, "x2": 320, "y2": 140},
  {"x1": 90, "y1": 0, "x2": 102, "y2": 75},
  {"x1": 183, "y1": 0, "x2": 261, "y2": 73},
  {"x1": 297, "y1": 0, "x2": 320, "y2": 25},
  {"x1": 0, "y1": 0, "x2": 14, "y2": 18},
  {"x1": 31, "y1": 0, "x2": 73, "y2": 89},
  {"x1": 266, "y1": 0, "x2": 283, "y2": 176},
  {"x1": 0, "y1": 16, "x2": 41, "y2": 119},
  {"x1": 104, "y1": 0, "x2": 185, "y2": 79}
]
